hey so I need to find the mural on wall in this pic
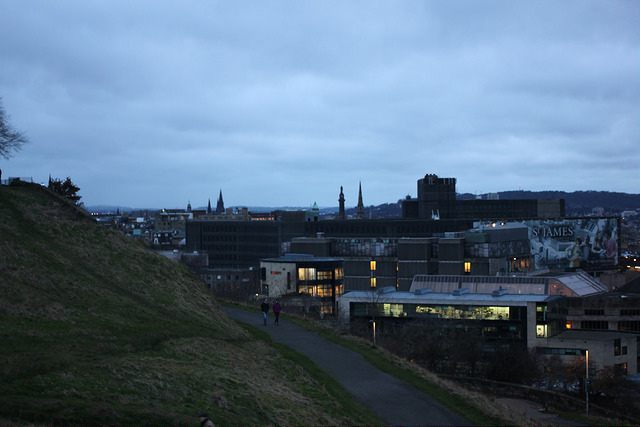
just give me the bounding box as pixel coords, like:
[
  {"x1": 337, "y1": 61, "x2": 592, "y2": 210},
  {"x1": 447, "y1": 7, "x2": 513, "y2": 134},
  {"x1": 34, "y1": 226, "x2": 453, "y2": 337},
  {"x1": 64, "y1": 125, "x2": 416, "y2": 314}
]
[{"x1": 520, "y1": 217, "x2": 619, "y2": 270}]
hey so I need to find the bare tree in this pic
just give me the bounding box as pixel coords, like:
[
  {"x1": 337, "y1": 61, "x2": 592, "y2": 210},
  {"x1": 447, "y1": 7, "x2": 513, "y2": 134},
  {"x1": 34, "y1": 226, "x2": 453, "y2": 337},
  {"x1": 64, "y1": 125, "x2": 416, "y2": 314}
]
[{"x1": 0, "y1": 97, "x2": 28, "y2": 159}]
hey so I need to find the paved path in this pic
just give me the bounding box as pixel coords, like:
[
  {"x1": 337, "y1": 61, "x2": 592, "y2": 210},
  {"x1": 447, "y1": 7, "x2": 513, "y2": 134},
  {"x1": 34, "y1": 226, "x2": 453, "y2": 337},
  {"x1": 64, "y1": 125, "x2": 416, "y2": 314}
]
[{"x1": 223, "y1": 306, "x2": 470, "y2": 426}]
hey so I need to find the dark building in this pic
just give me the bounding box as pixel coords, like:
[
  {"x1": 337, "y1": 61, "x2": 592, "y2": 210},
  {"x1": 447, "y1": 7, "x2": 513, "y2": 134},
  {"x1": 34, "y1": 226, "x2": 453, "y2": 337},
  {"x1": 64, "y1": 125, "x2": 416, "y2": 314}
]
[
  {"x1": 186, "y1": 220, "x2": 281, "y2": 268},
  {"x1": 402, "y1": 173, "x2": 565, "y2": 220},
  {"x1": 289, "y1": 223, "x2": 536, "y2": 292},
  {"x1": 186, "y1": 172, "x2": 569, "y2": 271},
  {"x1": 186, "y1": 217, "x2": 475, "y2": 269},
  {"x1": 201, "y1": 267, "x2": 261, "y2": 301},
  {"x1": 288, "y1": 217, "x2": 620, "y2": 292}
]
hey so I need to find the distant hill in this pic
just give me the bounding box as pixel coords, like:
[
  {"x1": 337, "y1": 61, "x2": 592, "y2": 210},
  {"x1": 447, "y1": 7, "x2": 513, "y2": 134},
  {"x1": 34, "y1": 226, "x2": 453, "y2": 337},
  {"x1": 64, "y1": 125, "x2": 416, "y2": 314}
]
[{"x1": 0, "y1": 182, "x2": 372, "y2": 426}]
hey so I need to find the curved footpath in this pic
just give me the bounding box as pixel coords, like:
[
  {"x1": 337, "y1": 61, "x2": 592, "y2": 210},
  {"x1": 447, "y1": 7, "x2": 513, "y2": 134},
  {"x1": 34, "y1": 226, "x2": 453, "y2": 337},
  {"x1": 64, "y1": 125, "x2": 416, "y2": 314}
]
[{"x1": 223, "y1": 306, "x2": 470, "y2": 426}]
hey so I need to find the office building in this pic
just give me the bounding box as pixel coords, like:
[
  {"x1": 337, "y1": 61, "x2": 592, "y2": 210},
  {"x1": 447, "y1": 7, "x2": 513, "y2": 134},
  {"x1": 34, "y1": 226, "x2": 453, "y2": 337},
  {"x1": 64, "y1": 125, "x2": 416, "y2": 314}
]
[
  {"x1": 402, "y1": 173, "x2": 565, "y2": 220},
  {"x1": 260, "y1": 253, "x2": 344, "y2": 315}
]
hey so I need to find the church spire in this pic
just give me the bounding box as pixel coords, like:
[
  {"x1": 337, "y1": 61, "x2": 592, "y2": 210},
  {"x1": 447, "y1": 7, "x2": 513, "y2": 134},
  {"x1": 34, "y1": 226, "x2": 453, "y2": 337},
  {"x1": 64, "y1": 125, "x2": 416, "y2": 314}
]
[
  {"x1": 357, "y1": 181, "x2": 365, "y2": 219},
  {"x1": 207, "y1": 198, "x2": 212, "y2": 215},
  {"x1": 216, "y1": 189, "x2": 225, "y2": 214},
  {"x1": 338, "y1": 186, "x2": 345, "y2": 220}
]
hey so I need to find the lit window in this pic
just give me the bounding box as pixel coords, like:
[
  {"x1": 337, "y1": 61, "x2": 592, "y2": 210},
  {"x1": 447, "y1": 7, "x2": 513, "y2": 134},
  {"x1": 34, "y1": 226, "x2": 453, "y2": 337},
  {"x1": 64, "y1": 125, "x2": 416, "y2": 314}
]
[
  {"x1": 298, "y1": 268, "x2": 316, "y2": 281},
  {"x1": 382, "y1": 303, "x2": 404, "y2": 317},
  {"x1": 370, "y1": 277, "x2": 377, "y2": 288},
  {"x1": 536, "y1": 324, "x2": 548, "y2": 338},
  {"x1": 317, "y1": 270, "x2": 333, "y2": 280},
  {"x1": 464, "y1": 262, "x2": 471, "y2": 273},
  {"x1": 370, "y1": 260, "x2": 377, "y2": 271},
  {"x1": 566, "y1": 321, "x2": 572, "y2": 329}
]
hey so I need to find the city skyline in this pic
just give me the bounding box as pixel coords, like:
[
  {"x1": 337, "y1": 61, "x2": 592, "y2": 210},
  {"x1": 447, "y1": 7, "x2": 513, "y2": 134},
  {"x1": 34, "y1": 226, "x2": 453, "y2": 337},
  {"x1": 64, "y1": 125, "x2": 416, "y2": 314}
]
[{"x1": 1, "y1": 1, "x2": 638, "y2": 209}]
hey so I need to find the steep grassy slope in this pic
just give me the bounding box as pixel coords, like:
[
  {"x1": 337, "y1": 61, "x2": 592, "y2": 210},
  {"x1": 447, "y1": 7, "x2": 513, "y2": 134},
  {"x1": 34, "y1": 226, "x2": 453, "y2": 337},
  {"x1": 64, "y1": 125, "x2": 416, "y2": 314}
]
[{"x1": 0, "y1": 183, "x2": 376, "y2": 426}]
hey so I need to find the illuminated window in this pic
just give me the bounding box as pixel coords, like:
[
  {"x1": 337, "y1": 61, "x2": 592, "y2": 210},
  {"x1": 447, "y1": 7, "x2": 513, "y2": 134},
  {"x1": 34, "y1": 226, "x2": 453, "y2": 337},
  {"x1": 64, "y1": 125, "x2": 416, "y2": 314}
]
[
  {"x1": 335, "y1": 268, "x2": 344, "y2": 279},
  {"x1": 382, "y1": 303, "x2": 404, "y2": 317},
  {"x1": 370, "y1": 277, "x2": 377, "y2": 288},
  {"x1": 298, "y1": 268, "x2": 316, "y2": 281},
  {"x1": 317, "y1": 270, "x2": 333, "y2": 280},
  {"x1": 299, "y1": 284, "x2": 315, "y2": 296},
  {"x1": 370, "y1": 260, "x2": 377, "y2": 271},
  {"x1": 536, "y1": 324, "x2": 548, "y2": 338},
  {"x1": 316, "y1": 284, "x2": 333, "y2": 297},
  {"x1": 494, "y1": 306, "x2": 509, "y2": 320},
  {"x1": 565, "y1": 321, "x2": 572, "y2": 329},
  {"x1": 464, "y1": 262, "x2": 471, "y2": 273}
]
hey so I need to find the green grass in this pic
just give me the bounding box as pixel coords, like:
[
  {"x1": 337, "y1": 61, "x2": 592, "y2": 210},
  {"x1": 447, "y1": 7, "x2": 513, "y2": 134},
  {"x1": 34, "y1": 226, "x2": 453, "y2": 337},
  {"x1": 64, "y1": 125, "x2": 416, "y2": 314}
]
[
  {"x1": 554, "y1": 410, "x2": 628, "y2": 426},
  {"x1": 0, "y1": 184, "x2": 383, "y2": 426}
]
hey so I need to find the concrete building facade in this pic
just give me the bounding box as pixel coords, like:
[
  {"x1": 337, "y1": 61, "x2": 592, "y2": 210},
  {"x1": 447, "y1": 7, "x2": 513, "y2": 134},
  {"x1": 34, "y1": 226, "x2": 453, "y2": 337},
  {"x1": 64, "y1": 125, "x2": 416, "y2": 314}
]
[{"x1": 260, "y1": 254, "x2": 344, "y2": 315}]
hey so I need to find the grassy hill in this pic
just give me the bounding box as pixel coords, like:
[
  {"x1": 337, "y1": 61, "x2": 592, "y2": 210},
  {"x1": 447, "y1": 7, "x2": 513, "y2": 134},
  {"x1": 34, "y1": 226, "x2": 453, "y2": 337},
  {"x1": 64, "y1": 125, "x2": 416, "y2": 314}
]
[{"x1": 0, "y1": 182, "x2": 379, "y2": 426}]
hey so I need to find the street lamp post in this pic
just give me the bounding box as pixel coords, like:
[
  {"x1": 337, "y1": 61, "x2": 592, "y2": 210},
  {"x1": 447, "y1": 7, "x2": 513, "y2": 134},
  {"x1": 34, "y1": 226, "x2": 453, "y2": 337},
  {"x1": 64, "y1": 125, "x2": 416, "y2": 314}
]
[
  {"x1": 585, "y1": 349, "x2": 589, "y2": 416},
  {"x1": 369, "y1": 319, "x2": 376, "y2": 346}
]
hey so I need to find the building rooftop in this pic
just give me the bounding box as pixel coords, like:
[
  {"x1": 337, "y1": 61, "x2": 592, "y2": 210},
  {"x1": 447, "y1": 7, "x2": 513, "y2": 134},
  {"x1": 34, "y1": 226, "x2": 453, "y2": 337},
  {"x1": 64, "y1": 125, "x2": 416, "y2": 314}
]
[
  {"x1": 555, "y1": 272, "x2": 607, "y2": 295},
  {"x1": 341, "y1": 289, "x2": 558, "y2": 306},
  {"x1": 262, "y1": 253, "x2": 343, "y2": 263},
  {"x1": 409, "y1": 272, "x2": 606, "y2": 297}
]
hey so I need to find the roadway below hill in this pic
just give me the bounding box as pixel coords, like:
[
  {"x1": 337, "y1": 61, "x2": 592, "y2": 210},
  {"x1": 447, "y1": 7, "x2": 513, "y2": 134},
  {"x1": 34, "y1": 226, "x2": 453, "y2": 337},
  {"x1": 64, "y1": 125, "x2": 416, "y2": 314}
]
[{"x1": 223, "y1": 306, "x2": 470, "y2": 426}]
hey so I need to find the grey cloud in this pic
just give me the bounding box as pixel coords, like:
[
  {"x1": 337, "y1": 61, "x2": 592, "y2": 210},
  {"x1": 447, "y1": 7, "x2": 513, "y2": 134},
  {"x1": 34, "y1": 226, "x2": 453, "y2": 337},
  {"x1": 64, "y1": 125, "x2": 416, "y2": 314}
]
[{"x1": 0, "y1": 0, "x2": 637, "y2": 207}]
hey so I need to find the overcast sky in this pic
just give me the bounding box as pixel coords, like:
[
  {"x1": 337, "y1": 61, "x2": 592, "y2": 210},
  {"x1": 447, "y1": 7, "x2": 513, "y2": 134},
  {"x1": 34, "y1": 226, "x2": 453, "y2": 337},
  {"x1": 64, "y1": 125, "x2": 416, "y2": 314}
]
[{"x1": 1, "y1": 1, "x2": 638, "y2": 209}]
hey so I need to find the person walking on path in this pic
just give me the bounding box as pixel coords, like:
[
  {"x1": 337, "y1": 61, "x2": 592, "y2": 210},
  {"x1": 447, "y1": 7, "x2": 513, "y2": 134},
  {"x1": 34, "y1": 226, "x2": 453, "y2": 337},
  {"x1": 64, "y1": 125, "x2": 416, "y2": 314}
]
[
  {"x1": 261, "y1": 298, "x2": 269, "y2": 326},
  {"x1": 272, "y1": 299, "x2": 281, "y2": 325}
]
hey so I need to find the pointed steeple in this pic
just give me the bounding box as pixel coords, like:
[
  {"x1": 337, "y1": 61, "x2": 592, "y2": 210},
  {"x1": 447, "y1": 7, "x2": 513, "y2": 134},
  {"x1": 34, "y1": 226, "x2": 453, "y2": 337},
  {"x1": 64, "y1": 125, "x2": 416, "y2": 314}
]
[
  {"x1": 338, "y1": 186, "x2": 345, "y2": 220},
  {"x1": 216, "y1": 189, "x2": 225, "y2": 214},
  {"x1": 207, "y1": 198, "x2": 212, "y2": 215},
  {"x1": 357, "y1": 181, "x2": 365, "y2": 219},
  {"x1": 187, "y1": 200, "x2": 192, "y2": 212}
]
